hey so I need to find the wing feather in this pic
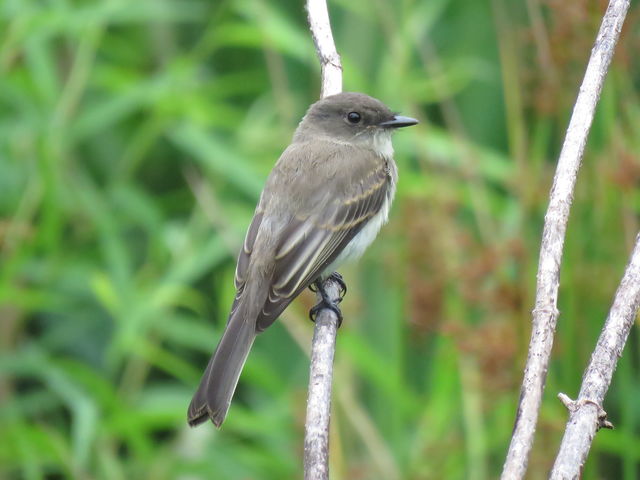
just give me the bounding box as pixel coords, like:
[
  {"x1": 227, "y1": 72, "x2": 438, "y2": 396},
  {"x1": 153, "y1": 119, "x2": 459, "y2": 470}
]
[
  {"x1": 235, "y1": 210, "x2": 263, "y2": 288},
  {"x1": 229, "y1": 210, "x2": 264, "y2": 322},
  {"x1": 255, "y1": 160, "x2": 390, "y2": 330}
]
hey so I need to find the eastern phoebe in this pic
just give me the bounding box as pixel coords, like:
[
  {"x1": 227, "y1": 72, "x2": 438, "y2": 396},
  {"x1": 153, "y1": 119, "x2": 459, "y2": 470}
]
[{"x1": 188, "y1": 92, "x2": 417, "y2": 427}]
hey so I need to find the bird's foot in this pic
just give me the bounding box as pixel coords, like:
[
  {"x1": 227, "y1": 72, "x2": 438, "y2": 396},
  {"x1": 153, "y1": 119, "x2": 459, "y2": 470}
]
[
  {"x1": 309, "y1": 277, "x2": 344, "y2": 327},
  {"x1": 308, "y1": 271, "x2": 347, "y2": 300},
  {"x1": 309, "y1": 301, "x2": 343, "y2": 327},
  {"x1": 327, "y1": 271, "x2": 347, "y2": 299}
]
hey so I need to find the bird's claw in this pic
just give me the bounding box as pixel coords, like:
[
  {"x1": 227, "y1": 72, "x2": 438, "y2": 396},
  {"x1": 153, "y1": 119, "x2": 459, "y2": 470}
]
[
  {"x1": 309, "y1": 300, "x2": 343, "y2": 327},
  {"x1": 327, "y1": 272, "x2": 347, "y2": 299},
  {"x1": 308, "y1": 272, "x2": 346, "y2": 300},
  {"x1": 308, "y1": 275, "x2": 345, "y2": 327}
]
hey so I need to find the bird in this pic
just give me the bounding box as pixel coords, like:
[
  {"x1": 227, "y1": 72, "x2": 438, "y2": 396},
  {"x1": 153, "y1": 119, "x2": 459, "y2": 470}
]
[{"x1": 188, "y1": 92, "x2": 418, "y2": 427}]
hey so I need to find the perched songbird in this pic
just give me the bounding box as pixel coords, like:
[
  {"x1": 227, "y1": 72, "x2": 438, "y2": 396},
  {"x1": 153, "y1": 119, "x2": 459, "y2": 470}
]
[{"x1": 188, "y1": 92, "x2": 417, "y2": 427}]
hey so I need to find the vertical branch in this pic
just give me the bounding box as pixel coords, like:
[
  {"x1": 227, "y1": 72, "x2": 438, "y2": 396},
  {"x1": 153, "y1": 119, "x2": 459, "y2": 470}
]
[
  {"x1": 306, "y1": 0, "x2": 342, "y2": 98},
  {"x1": 304, "y1": 1, "x2": 343, "y2": 479},
  {"x1": 500, "y1": 0, "x2": 630, "y2": 478},
  {"x1": 549, "y1": 236, "x2": 640, "y2": 478},
  {"x1": 304, "y1": 279, "x2": 342, "y2": 480}
]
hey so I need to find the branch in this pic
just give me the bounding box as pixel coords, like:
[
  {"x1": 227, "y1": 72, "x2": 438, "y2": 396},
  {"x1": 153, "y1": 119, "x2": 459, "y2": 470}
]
[
  {"x1": 303, "y1": 1, "x2": 343, "y2": 479},
  {"x1": 303, "y1": 278, "x2": 342, "y2": 480},
  {"x1": 549, "y1": 233, "x2": 640, "y2": 478},
  {"x1": 500, "y1": 0, "x2": 630, "y2": 478},
  {"x1": 306, "y1": 0, "x2": 342, "y2": 98}
]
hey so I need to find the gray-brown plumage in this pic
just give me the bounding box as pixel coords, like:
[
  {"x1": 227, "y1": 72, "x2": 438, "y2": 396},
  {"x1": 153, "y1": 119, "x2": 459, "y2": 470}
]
[{"x1": 188, "y1": 92, "x2": 417, "y2": 427}]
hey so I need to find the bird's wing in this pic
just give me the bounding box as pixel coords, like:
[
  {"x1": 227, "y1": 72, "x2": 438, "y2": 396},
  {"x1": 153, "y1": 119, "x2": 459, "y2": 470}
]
[
  {"x1": 254, "y1": 142, "x2": 392, "y2": 330},
  {"x1": 228, "y1": 206, "x2": 264, "y2": 322}
]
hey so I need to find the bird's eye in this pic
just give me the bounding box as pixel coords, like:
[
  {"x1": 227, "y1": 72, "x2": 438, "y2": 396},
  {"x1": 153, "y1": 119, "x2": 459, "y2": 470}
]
[{"x1": 347, "y1": 111, "x2": 361, "y2": 124}]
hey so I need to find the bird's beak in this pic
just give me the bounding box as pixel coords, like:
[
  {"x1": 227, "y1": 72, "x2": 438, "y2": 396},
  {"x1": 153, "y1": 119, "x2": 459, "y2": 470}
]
[{"x1": 379, "y1": 115, "x2": 419, "y2": 128}]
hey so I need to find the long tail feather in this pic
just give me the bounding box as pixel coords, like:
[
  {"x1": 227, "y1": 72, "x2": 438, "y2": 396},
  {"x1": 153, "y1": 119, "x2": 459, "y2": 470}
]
[{"x1": 187, "y1": 313, "x2": 256, "y2": 427}]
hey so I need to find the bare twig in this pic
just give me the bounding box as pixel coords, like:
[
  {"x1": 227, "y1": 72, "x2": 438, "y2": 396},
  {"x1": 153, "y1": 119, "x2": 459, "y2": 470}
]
[
  {"x1": 303, "y1": 1, "x2": 343, "y2": 479},
  {"x1": 557, "y1": 394, "x2": 614, "y2": 431},
  {"x1": 281, "y1": 313, "x2": 401, "y2": 480},
  {"x1": 304, "y1": 279, "x2": 342, "y2": 480},
  {"x1": 549, "y1": 233, "x2": 640, "y2": 479},
  {"x1": 500, "y1": 0, "x2": 630, "y2": 478},
  {"x1": 306, "y1": 0, "x2": 342, "y2": 98}
]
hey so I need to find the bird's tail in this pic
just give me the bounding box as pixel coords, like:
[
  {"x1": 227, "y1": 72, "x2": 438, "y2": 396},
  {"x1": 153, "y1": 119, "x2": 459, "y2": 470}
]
[{"x1": 187, "y1": 311, "x2": 256, "y2": 427}]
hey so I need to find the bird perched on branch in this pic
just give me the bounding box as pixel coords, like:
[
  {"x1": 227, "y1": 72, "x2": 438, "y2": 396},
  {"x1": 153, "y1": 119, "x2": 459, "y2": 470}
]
[{"x1": 188, "y1": 92, "x2": 417, "y2": 427}]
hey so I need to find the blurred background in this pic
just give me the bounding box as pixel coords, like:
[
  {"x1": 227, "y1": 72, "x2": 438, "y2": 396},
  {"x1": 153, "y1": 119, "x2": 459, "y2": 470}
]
[{"x1": 2, "y1": 0, "x2": 640, "y2": 478}]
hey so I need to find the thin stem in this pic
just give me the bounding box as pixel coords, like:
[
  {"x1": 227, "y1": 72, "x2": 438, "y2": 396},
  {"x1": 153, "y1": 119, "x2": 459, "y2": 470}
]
[
  {"x1": 306, "y1": 0, "x2": 342, "y2": 98},
  {"x1": 500, "y1": 0, "x2": 630, "y2": 477},
  {"x1": 303, "y1": 278, "x2": 341, "y2": 480},
  {"x1": 550, "y1": 233, "x2": 640, "y2": 478}
]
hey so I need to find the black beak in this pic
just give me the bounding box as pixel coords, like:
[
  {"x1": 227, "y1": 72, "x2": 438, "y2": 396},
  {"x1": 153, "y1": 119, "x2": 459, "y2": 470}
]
[{"x1": 379, "y1": 115, "x2": 419, "y2": 128}]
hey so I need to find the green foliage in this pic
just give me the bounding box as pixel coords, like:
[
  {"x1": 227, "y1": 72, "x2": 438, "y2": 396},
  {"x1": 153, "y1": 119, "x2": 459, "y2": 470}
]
[{"x1": 2, "y1": 0, "x2": 640, "y2": 478}]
